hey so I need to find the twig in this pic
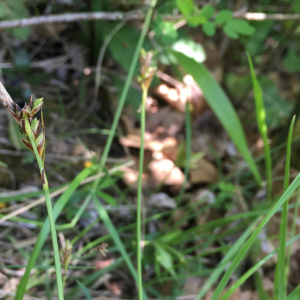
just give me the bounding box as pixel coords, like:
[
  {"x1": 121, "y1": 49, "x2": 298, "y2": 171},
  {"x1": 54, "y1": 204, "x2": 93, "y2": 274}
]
[
  {"x1": 0, "y1": 11, "x2": 299, "y2": 30},
  {"x1": 235, "y1": 12, "x2": 300, "y2": 21}
]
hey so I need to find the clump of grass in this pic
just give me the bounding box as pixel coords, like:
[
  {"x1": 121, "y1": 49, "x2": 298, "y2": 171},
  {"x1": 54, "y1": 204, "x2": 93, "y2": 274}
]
[{"x1": 0, "y1": 82, "x2": 64, "y2": 300}]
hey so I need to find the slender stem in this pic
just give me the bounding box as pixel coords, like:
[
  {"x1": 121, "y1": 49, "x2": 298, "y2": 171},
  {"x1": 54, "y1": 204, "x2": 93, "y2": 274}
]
[
  {"x1": 25, "y1": 119, "x2": 64, "y2": 300},
  {"x1": 137, "y1": 87, "x2": 147, "y2": 300},
  {"x1": 91, "y1": 0, "x2": 157, "y2": 193}
]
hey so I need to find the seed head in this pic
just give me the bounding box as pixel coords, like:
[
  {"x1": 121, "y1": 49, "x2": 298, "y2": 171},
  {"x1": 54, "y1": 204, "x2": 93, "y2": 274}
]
[
  {"x1": 0, "y1": 81, "x2": 45, "y2": 159},
  {"x1": 138, "y1": 49, "x2": 156, "y2": 90}
]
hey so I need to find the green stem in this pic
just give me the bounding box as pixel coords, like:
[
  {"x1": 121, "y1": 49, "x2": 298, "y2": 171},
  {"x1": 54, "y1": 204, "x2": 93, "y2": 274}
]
[
  {"x1": 25, "y1": 119, "x2": 64, "y2": 300},
  {"x1": 137, "y1": 87, "x2": 147, "y2": 300},
  {"x1": 91, "y1": 0, "x2": 157, "y2": 192}
]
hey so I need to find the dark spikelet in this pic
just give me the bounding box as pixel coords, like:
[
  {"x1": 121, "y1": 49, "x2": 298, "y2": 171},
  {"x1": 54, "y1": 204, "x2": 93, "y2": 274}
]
[
  {"x1": 0, "y1": 81, "x2": 16, "y2": 111},
  {"x1": 37, "y1": 136, "x2": 45, "y2": 157},
  {"x1": 41, "y1": 168, "x2": 45, "y2": 184},
  {"x1": 21, "y1": 138, "x2": 34, "y2": 152}
]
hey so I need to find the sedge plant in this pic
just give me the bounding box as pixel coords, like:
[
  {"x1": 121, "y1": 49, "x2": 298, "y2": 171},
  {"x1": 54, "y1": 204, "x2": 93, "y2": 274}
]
[
  {"x1": 136, "y1": 49, "x2": 156, "y2": 300},
  {"x1": 0, "y1": 82, "x2": 64, "y2": 300}
]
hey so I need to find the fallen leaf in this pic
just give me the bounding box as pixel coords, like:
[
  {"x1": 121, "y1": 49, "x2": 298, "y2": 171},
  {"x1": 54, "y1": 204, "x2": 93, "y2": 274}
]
[{"x1": 190, "y1": 158, "x2": 218, "y2": 184}]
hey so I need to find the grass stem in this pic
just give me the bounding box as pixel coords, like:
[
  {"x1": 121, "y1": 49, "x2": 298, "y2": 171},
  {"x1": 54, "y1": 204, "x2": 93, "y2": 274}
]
[
  {"x1": 137, "y1": 87, "x2": 147, "y2": 300},
  {"x1": 26, "y1": 119, "x2": 64, "y2": 300}
]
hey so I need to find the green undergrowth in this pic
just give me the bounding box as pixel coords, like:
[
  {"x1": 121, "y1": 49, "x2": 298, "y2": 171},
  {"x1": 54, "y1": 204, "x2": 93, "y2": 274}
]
[{"x1": 1, "y1": 2, "x2": 300, "y2": 300}]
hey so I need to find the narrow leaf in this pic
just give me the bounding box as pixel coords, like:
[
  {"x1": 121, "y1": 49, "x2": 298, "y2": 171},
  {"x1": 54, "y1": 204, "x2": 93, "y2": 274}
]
[
  {"x1": 171, "y1": 51, "x2": 261, "y2": 185},
  {"x1": 248, "y1": 53, "x2": 272, "y2": 199},
  {"x1": 210, "y1": 172, "x2": 300, "y2": 300},
  {"x1": 77, "y1": 280, "x2": 92, "y2": 300}
]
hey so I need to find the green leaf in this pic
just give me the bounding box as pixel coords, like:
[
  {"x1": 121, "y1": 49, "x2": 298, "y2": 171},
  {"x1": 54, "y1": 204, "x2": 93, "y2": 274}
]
[
  {"x1": 246, "y1": 21, "x2": 274, "y2": 55},
  {"x1": 233, "y1": 20, "x2": 255, "y2": 35},
  {"x1": 223, "y1": 23, "x2": 239, "y2": 39},
  {"x1": 203, "y1": 22, "x2": 216, "y2": 36},
  {"x1": 196, "y1": 217, "x2": 261, "y2": 300},
  {"x1": 97, "y1": 190, "x2": 117, "y2": 206},
  {"x1": 172, "y1": 38, "x2": 206, "y2": 63},
  {"x1": 11, "y1": 27, "x2": 31, "y2": 40},
  {"x1": 176, "y1": 0, "x2": 195, "y2": 16},
  {"x1": 289, "y1": 285, "x2": 300, "y2": 300},
  {"x1": 215, "y1": 10, "x2": 233, "y2": 25},
  {"x1": 154, "y1": 242, "x2": 176, "y2": 277},
  {"x1": 224, "y1": 20, "x2": 255, "y2": 39},
  {"x1": 284, "y1": 49, "x2": 300, "y2": 72},
  {"x1": 220, "y1": 233, "x2": 300, "y2": 300},
  {"x1": 199, "y1": 5, "x2": 215, "y2": 19},
  {"x1": 211, "y1": 172, "x2": 300, "y2": 300},
  {"x1": 152, "y1": 15, "x2": 178, "y2": 44},
  {"x1": 171, "y1": 50, "x2": 261, "y2": 185},
  {"x1": 77, "y1": 280, "x2": 93, "y2": 300},
  {"x1": 0, "y1": 160, "x2": 8, "y2": 168},
  {"x1": 187, "y1": 14, "x2": 207, "y2": 26},
  {"x1": 248, "y1": 53, "x2": 272, "y2": 198}
]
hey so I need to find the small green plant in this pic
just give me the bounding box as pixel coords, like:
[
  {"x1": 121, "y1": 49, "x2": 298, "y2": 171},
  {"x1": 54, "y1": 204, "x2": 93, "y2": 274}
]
[
  {"x1": 214, "y1": 182, "x2": 236, "y2": 210},
  {"x1": 176, "y1": 0, "x2": 255, "y2": 38}
]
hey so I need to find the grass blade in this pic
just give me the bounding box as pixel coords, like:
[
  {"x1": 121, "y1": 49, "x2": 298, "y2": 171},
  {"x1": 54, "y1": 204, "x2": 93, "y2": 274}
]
[
  {"x1": 92, "y1": 194, "x2": 148, "y2": 299},
  {"x1": 210, "y1": 171, "x2": 300, "y2": 300},
  {"x1": 171, "y1": 50, "x2": 261, "y2": 185},
  {"x1": 195, "y1": 217, "x2": 261, "y2": 300},
  {"x1": 76, "y1": 280, "x2": 92, "y2": 300},
  {"x1": 220, "y1": 233, "x2": 300, "y2": 300},
  {"x1": 288, "y1": 285, "x2": 300, "y2": 300},
  {"x1": 275, "y1": 115, "x2": 295, "y2": 300},
  {"x1": 248, "y1": 53, "x2": 272, "y2": 200}
]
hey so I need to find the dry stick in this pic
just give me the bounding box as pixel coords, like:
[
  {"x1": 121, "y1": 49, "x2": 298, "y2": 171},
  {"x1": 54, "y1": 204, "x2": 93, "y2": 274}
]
[
  {"x1": 0, "y1": 160, "x2": 134, "y2": 224},
  {"x1": 0, "y1": 11, "x2": 299, "y2": 30}
]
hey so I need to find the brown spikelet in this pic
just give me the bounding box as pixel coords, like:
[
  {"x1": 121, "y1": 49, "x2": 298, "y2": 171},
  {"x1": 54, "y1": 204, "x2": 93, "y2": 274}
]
[
  {"x1": 41, "y1": 168, "x2": 45, "y2": 184},
  {"x1": 36, "y1": 135, "x2": 45, "y2": 157},
  {"x1": 21, "y1": 138, "x2": 34, "y2": 152}
]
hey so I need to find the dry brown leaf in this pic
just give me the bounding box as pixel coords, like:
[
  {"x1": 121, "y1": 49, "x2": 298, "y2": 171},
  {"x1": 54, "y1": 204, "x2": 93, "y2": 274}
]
[{"x1": 190, "y1": 158, "x2": 218, "y2": 184}]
